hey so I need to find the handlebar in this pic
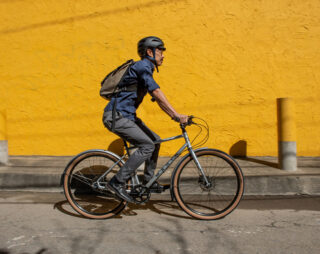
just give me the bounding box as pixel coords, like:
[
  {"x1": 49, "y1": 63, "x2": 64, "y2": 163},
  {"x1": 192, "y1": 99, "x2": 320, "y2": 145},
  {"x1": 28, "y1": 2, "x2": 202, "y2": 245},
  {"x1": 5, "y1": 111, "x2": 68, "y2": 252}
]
[
  {"x1": 180, "y1": 115, "x2": 195, "y2": 128},
  {"x1": 179, "y1": 115, "x2": 210, "y2": 147}
]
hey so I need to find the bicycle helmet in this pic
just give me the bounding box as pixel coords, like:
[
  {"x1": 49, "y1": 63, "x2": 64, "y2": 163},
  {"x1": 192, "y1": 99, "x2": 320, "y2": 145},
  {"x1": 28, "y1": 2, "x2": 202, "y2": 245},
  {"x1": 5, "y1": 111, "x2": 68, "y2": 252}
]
[{"x1": 137, "y1": 36, "x2": 166, "y2": 72}]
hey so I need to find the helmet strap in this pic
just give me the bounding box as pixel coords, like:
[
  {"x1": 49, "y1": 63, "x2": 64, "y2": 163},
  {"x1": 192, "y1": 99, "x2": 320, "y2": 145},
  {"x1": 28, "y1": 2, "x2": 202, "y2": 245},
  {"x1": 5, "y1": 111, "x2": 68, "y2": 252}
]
[
  {"x1": 152, "y1": 48, "x2": 159, "y2": 73},
  {"x1": 145, "y1": 48, "x2": 159, "y2": 73}
]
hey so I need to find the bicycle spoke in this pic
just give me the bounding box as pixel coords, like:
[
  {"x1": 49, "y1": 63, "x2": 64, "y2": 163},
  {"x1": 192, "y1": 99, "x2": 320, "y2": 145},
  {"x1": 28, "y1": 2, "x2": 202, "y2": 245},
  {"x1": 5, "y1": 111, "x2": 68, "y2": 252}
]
[{"x1": 71, "y1": 173, "x2": 93, "y2": 187}]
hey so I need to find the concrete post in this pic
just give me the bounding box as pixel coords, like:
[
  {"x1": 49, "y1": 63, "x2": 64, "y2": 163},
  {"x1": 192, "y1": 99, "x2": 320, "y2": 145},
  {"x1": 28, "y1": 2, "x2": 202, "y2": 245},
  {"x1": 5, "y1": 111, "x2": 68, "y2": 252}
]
[
  {"x1": 0, "y1": 110, "x2": 8, "y2": 165},
  {"x1": 277, "y1": 98, "x2": 297, "y2": 171}
]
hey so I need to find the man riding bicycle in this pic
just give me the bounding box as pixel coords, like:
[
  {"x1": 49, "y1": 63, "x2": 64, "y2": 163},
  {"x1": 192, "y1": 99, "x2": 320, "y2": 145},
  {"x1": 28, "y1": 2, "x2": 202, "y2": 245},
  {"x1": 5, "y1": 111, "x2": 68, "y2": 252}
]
[{"x1": 103, "y1": 36, "x2": 188, "y2": 203}]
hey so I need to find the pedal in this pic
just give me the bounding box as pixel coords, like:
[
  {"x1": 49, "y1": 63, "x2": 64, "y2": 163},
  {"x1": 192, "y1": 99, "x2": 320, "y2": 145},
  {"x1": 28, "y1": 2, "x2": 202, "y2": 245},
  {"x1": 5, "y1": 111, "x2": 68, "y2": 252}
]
[
  {"x1": 163, "y1": 184, "x2": 170, "y2": 190},
  {"x1": 149, "y1": 184, "x2": 170, "y2": 193}
]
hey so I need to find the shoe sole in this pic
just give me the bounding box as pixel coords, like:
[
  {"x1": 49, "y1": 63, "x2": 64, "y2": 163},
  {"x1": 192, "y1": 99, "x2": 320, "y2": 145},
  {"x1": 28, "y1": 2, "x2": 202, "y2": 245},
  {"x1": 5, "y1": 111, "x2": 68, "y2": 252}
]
[
  {"x1": 107, "y1": 183, "x2": 134, "y2": 203},
  {"x1": 150, "y1": 188, "x2": 164, "y2": 193}
]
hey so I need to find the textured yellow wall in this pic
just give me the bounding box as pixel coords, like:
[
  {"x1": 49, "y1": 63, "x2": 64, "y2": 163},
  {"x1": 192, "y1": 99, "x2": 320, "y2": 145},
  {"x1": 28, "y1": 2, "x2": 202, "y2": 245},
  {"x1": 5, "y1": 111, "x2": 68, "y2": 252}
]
[{"x1": 0, "y1": 0, "x2": 319, "y2": 156}]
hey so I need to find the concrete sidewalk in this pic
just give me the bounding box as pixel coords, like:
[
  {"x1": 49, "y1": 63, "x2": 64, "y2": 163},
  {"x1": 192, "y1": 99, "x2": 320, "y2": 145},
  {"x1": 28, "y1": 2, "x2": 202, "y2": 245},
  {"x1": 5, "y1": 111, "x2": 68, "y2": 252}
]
[{"x1": 0, "y1": 155, "x2": 319, "y2": 195}]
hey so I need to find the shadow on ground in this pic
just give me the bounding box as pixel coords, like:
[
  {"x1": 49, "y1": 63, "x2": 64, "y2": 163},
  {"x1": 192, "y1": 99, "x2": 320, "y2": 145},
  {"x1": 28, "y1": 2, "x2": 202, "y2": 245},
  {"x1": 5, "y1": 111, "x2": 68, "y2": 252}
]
[
  {"x1": 0, "y1": 248, "x2": 47, "y2": 254},
  {"x1": 53, "y1": 196, "x2": 320, "y2": 220},
  {"x1": 54, "y1": 198, "x2": 192, "y2": 220}
]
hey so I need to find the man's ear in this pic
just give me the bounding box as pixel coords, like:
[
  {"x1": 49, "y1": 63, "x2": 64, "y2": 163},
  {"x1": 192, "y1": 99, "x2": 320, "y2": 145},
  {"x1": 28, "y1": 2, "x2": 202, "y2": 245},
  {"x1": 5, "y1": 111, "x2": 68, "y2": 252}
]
[{"x1": 146, "y1": 48, "x2": 153, "y2": 57}]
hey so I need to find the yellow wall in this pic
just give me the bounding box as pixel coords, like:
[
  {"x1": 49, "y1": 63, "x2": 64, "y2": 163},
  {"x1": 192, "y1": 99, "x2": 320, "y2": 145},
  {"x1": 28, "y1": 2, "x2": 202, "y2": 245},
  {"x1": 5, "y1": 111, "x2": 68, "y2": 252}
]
[{"x1": 0, "y1": 0, "x2": 319, "y2": 156}]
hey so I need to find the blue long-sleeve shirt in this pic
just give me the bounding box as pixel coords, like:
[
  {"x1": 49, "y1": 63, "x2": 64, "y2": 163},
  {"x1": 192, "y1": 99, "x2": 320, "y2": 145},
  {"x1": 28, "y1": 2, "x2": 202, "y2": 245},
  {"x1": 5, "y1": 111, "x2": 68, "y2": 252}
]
[{"x1": 105, "y1": 58, "x2": 160, "y2": 120}]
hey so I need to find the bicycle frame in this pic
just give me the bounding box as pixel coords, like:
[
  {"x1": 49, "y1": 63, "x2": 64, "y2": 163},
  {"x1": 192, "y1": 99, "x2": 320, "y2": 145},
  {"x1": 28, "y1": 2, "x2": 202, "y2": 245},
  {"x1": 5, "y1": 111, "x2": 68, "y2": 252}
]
[
  {"x1": 146, "y1": 126, "x2": 210, "y2": 188},
  {"x1": 95, "y1": 125, "x2": 211, "y2": 191}
]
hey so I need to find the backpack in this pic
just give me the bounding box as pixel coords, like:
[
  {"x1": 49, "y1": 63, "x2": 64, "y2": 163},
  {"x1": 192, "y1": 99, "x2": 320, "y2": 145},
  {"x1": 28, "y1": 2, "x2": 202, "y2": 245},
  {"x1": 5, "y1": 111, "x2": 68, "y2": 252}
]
[{"x1": 100, "y1": 59, "x2": 137, "y2": 100}]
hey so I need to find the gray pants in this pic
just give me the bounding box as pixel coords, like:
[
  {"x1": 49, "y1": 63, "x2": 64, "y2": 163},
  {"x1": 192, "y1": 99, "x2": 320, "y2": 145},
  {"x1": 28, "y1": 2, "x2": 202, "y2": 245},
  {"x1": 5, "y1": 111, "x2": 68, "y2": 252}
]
[{"x1": 103, "y1": 111, "x2": 161, "y2": 183}]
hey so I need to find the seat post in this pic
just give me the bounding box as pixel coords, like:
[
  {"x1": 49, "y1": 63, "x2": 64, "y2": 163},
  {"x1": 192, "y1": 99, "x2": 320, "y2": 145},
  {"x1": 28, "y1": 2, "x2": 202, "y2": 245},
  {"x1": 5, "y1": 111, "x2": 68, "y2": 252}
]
[{"x1": 123, "y1": 139, "x2": 130, "y2": 156}]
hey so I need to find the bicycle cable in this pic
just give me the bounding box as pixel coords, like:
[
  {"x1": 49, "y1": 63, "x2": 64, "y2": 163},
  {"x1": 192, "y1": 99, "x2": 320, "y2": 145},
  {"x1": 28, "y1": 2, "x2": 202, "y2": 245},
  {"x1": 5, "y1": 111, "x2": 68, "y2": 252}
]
[{"x1": 189, "y1": 116, "x2": 210, "y2": 149}]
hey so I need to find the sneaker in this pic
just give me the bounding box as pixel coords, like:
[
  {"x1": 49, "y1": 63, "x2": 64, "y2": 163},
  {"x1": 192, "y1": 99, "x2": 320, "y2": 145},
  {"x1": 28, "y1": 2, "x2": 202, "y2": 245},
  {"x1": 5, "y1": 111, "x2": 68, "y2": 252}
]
[{"x1": 107, "y1": 176, "x2": 134, "y2": 203}]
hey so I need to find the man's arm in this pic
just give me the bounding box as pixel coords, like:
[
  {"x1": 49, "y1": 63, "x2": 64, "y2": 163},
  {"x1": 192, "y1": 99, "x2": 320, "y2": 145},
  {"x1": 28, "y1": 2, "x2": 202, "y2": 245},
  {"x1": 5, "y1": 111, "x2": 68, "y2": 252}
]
[{"x1": 151, "y1": 88, "x2": 188, "y2": 124}]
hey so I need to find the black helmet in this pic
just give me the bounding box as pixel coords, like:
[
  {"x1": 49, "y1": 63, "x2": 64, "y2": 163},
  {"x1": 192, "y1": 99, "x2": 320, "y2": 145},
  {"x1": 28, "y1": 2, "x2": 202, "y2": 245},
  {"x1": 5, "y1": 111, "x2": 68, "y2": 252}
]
[{"x1": 137, "y1": 36, "x2": 166, "y2": 58}]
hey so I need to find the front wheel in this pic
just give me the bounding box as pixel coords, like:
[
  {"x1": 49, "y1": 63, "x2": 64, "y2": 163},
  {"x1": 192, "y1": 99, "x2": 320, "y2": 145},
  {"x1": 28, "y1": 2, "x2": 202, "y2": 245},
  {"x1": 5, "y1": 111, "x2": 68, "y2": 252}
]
[{"x1": 172, "y1": 149, "x2": 244, "y2": 220}]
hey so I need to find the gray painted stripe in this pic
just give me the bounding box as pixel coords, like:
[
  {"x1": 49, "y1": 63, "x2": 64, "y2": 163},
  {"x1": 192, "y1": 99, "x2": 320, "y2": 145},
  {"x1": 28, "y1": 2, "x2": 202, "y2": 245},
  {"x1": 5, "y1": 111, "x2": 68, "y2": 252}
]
[
  {"x1": 0, "y1": 140, "x2": 8, "y2": 164},
  {"x1": 278, "y1": 141, "x2": 297, "y2": 171}
]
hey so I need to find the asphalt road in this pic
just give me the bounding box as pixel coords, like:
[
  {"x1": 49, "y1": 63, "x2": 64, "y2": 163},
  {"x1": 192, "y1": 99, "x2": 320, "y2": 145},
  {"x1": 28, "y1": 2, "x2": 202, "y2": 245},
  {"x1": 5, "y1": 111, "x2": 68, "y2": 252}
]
[{"x1": 0, "y1": 191, "x2": 319, "y2": 254}]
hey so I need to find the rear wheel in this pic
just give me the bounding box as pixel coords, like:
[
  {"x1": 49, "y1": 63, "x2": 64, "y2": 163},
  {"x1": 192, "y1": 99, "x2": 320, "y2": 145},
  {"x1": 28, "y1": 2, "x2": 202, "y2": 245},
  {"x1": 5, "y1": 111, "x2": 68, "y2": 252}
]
[
  {"x1": 173, "y1": 149, "x2": 244, "y2": 220},
  {"x1": 63, "y1": 151, "x2": 126, "y2": 219}
]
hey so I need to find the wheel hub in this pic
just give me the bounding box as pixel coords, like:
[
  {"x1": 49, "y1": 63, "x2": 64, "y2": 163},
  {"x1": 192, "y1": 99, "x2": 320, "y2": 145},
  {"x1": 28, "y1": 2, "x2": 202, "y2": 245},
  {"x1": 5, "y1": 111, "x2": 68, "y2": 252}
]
[{"x1": 198, "y1": 176, "x2": 215, "y2": 191}]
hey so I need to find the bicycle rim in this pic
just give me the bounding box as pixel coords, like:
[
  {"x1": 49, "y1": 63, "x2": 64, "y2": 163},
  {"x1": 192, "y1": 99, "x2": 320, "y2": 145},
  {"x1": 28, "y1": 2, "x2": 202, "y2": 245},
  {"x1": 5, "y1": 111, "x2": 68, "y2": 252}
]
[
  {"x1": 63, "y1": 151, "x2": 126, "y2": 219},
  {"x1": 173, "y1": 150, "x2": 244, "y2": 220}
]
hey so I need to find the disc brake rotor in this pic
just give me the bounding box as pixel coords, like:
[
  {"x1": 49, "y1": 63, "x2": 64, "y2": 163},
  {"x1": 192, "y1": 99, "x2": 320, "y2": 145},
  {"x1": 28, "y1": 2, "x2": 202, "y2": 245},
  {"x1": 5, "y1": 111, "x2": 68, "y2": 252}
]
[{"x1": 198, "y1": 176, "x2": 215, "y2": 191}]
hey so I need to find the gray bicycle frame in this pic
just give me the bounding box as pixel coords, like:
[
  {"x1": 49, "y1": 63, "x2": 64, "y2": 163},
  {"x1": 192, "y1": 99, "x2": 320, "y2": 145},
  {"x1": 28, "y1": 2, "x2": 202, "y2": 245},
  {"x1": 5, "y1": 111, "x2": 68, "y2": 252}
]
[
  {"x1": 96, "y1": 127, "x2": 210, "y2": 189},
  {"x1": 145, "y1": 130, "x2": 210, "y2": 188}
]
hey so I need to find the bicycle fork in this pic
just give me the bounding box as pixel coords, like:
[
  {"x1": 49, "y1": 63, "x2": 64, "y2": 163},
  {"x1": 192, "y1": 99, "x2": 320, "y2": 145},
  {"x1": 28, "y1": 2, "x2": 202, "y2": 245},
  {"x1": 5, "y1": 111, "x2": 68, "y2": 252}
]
[{"x1": 183, "y1": 128, "x2": 211, "y2": 187}]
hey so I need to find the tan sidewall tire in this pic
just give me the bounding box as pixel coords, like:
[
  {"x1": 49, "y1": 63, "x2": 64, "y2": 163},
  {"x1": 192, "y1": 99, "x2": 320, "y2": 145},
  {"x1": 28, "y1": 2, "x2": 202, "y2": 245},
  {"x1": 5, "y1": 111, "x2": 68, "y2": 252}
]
[
  {"x1": 63, "y1": 151, "x2": 126, "y2": 219},
  {"x1": 173, "y1": 150, "x2": 244, "y2": 220}
]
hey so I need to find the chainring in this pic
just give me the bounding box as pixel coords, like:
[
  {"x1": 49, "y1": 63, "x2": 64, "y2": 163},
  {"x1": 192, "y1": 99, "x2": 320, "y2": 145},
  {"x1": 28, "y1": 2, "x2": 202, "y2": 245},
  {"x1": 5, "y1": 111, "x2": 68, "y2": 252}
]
[{"x1": 130, "y1": 185, "x2": 151, "y2": 204}]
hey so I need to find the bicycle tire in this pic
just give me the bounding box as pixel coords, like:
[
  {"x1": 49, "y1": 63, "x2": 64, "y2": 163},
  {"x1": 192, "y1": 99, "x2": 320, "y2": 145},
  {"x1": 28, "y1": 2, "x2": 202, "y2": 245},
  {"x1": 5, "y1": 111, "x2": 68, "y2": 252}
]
[
  {"x1": 173, "y1": 149, "x2": 244, "y2": 220},
  {"x1": 63, "y1": 150, "x2": 126, "y2": 219}
]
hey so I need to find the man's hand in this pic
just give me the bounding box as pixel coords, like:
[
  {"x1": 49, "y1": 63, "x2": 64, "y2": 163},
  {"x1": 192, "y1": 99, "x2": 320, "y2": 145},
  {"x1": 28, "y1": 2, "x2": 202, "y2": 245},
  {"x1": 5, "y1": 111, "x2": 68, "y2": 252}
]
[{"x1": 173, "y1": 114, "x2": 188, "y2": 124}]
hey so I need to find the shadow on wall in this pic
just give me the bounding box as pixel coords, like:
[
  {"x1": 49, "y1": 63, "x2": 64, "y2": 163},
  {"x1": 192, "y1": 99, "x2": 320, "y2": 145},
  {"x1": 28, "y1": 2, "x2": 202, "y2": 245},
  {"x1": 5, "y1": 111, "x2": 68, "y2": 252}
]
[
  {"x1": 0, "y1": 0, "x2": 184, "y2": 35},
  {"x1": 230, "y1": 140, "x2": 279, "y2": 168},
  {"x1": 229, "y1": 140, "x2": 247, "y2": 158},
  {"x1": 108, "y1": 138, "x2": 124, "y2": 156}
]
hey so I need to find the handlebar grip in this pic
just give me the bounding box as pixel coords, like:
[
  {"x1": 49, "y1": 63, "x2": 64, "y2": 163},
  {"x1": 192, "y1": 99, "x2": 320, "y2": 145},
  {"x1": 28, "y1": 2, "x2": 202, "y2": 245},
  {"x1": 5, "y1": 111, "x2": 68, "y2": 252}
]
[
  {"x1": 179, "y1": 115, "x2": 195, "y2": 128},
  {"x1": 172, "y1": 116, "x2": 180, "y2": 122}
]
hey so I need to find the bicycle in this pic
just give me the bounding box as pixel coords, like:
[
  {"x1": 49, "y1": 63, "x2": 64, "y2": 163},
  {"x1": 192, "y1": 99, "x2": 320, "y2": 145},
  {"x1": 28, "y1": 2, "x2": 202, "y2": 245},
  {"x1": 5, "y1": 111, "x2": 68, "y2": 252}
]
[{"x1": 61, "y1": 116, "x2": 245, "y2": 220}]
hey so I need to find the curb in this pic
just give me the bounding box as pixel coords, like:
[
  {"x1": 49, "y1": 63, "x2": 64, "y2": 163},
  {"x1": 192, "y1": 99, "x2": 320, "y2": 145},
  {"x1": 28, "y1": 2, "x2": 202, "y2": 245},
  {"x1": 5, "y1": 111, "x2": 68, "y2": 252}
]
[
  {"x1": 0, "y1": 156, "x2": 319, "y2": 196},
  {"x1": 1, "y1": 171, "x2": 320, "y2": 196}
]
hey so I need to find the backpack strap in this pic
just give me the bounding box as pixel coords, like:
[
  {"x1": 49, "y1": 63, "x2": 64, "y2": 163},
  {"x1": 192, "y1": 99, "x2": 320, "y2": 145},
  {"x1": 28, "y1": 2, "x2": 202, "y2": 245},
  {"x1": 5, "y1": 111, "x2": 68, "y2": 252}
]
[
  {"x1": 111, "y1": 83, "x2": 138, "y2": 131},
  {"x1": 111, "y1": 93, "x2": 118, "y2": 131},
  {"x1": 118, "y1": 83, "x2": 138, "y2": 93}
]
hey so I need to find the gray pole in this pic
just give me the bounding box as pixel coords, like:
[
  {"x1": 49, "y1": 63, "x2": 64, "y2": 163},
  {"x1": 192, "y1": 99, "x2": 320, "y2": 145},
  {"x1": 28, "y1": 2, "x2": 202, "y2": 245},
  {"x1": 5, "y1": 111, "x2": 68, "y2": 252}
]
[
  {"x1": 277, "y1": 98, "x2": 297, "y2": 171},
  {"x1": 0, "y1": 110, "x2": 8, "y2": 165}
]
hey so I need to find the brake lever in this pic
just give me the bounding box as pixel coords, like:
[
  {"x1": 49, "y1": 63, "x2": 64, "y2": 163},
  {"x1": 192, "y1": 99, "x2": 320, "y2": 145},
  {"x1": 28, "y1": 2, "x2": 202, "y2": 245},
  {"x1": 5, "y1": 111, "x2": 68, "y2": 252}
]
[{"x1": 188, "y1": 115, "x2": 195, "y2": 125}]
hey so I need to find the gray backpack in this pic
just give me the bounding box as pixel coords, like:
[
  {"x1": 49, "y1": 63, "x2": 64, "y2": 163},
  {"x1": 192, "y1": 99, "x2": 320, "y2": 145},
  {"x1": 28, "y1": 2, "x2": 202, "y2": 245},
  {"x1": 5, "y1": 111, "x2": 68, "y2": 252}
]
[{"x1": 100, "y1": 59, "x2": 137, "y2": 100}]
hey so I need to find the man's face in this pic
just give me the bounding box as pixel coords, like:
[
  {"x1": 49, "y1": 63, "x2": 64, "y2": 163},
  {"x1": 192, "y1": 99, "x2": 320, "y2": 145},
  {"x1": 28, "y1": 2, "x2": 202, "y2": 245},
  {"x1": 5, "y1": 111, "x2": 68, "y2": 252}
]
[{"x1": 146, "y1": 48, "x2": 165, "y2": 66}]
